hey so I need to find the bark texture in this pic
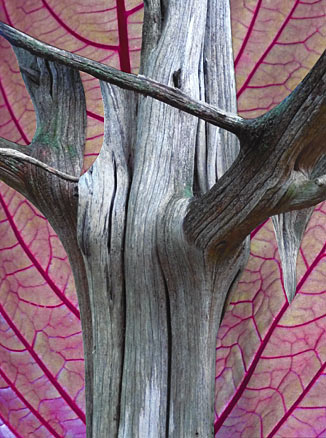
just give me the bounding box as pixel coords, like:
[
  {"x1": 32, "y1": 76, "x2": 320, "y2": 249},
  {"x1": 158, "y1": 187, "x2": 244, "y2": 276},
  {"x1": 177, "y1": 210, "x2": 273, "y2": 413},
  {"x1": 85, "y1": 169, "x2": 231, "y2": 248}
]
[
  {"x1": 0, "y1": 48, "x2": 94, "y2": 432},
  {"x1": 78, "y1": 83, "x2": 135, "y2": 436},
  {"x1": 1, "y1": 1, "x2": 326, "y2": 437},
  {"x1": 114, "y1": 2, "x2": 247, "y2": 436}
]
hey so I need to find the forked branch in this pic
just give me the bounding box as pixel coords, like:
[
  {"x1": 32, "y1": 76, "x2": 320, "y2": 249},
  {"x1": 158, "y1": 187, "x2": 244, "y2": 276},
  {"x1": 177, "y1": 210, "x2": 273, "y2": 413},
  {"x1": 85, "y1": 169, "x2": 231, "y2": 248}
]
[
  {"x1": 0, "y1": 146, "x2": 79, "y2": 182},
  {"x1": 1, "y1": 21, "x2": 326, "y2": 260},
  {"x1": 0, "y1": 138, "x2": 29, "y2": 195},
  {"x1": 0, "y1": 22, "x2": 248, "y2": 137},
  {"x1": 184, "y1": 49, "x2": 326, "y2": 253}
]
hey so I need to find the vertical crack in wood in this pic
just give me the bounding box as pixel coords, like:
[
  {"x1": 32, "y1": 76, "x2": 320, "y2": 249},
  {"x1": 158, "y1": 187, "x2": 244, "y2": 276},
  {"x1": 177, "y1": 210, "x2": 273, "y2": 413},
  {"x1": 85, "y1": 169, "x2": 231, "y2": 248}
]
[
  {"x1": 158, "y1": 254, "x2": 172, "y2": 438},
  {"x1": 78, "y1": 81, "x2": 134, "y2": 437},
  {"x1": 107, "y1": 156, "x2": 117, "y2": 255},
  {"x1": 172, "y1": 68, "x2": 182, "y2": 89},
  {"x1": 203, "y1": 0, "x2": 240, "y2": 186}
]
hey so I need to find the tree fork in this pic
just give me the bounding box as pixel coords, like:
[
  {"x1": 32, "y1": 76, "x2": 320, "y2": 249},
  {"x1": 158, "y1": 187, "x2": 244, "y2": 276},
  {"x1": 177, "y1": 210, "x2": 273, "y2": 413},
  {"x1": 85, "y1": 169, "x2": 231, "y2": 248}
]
[{"x1": 1, "y1": 1, "x2": 326, "y2": 437}]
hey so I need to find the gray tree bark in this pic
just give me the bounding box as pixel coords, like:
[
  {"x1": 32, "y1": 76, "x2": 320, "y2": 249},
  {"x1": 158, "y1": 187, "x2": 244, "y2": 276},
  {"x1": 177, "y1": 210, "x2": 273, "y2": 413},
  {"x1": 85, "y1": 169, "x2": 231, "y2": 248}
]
[{"x1": 1, "y1": 1, "x2": 326, "y2": 437}]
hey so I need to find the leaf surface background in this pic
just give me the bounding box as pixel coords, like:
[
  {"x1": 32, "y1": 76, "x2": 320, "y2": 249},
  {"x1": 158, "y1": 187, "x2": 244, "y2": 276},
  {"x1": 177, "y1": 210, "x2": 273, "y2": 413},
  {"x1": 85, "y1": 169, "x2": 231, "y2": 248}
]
[
  {"x1": 0, "y1": 1, "x2": 326, "y2": 437},
  {"x1": 215, "y1": 1, "x2": 326, "y2": 436}
]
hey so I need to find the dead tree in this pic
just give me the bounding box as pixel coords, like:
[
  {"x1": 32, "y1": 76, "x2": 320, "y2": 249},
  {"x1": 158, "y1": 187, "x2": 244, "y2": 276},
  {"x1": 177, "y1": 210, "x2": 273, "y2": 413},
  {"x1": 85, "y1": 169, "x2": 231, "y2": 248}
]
[{"x1": 1, "y1": 1, "x2": 326, "y2": 436}]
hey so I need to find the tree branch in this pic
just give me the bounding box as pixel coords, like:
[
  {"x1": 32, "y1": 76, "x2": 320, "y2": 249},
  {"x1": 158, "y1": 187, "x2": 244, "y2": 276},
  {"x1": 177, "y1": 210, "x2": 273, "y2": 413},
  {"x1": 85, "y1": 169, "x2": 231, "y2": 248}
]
[
  {"x1": 0, "y1": 21, "x2": 248, "y2": 137},
  {"x1": 0, "y1": 43, "x2": 93, "y2": 435},
  {"x1": 0, "y1": 45, "x2": 85, "y2": 210},
  {"x1": 0, "y1": 147, "x2": 79, "y2": 182},
  {"x1": 283, "y1": 173, "x2": 326, "y2": 209},
  {"x1": 184, "y1": 50, "x2": 326, "y2": 253},
  {"x1": 0, "y1": 137, "x2": 28, "y2": 194}
]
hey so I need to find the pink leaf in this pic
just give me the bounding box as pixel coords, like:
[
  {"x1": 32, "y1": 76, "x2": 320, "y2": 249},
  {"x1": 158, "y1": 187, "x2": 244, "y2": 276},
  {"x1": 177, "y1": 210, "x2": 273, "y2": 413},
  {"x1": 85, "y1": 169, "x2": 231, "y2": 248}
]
[
  {"x1": 1, "y1": 1, "x2": 326, "y2": 437},
  {"x1": 232, "y1": 0, "x2": 326, "y2": 118},
  {"x1": 215, "y1": 1, "x2": 326, "y2": 436},
  {"x1": 0, "y1": 186, "x2": 85, "y2": 437}
]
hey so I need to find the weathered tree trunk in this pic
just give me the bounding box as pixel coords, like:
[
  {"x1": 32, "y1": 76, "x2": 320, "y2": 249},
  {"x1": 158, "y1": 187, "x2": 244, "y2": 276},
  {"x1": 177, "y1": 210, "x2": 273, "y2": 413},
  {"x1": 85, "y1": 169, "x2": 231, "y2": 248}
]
[
  {"x1": 77, "y1": 2, "x2": 247, "y2": 436},
  {"x1": 2, "y1": 1, "x2": 326, "y2": 437}
]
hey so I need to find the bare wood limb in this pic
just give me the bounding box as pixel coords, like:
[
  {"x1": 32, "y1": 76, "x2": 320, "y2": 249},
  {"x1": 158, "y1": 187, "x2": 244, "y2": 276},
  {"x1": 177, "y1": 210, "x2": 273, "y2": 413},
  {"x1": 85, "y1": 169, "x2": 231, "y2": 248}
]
[
  {"x1": 77, "y1": 81, "x2": 135, "y2": 437},
  {"x1": 271, "y1": 208, "x2": 313, "y2": 303},
  {"x1": 184, "y1": 50, "x2": 326, "y2": 253},
  {"x1": 283, "y1": 173, "x2": 326, "y2": 209},
  {"x1": 259, "y1": 49, "x2": 326, "y2": 302},
  {"x1": 0, "y1": 46, "x2": 93, "y2": 435},
  {"x1": 0, "y1": 138, "x2": 28, "y2": 195},
  {"x1": 0, "y1": 21, "x2": 248, "y2": 137},
  {"x1": 0, "y1": 147, "x2": 79, "y2": 182}
]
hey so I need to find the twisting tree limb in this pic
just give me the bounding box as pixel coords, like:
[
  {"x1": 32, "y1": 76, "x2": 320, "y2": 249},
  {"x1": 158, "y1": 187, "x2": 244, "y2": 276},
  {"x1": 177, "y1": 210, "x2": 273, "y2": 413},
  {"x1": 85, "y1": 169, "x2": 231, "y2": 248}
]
[
  {"x1": 184, "y1": 49, "x2": 326, "y2": 254},
  {"x1": 0, "y1": 21, "x2": 248, "y2": 137},
  {"x1": 284, "y1": 173, "x2": 326, "y2": 209},
  {"x1": 1, "y1": 9, "x2": 326, "y2": 437},
  {"x1": 0, "y1": 146, "x2": 79, "y2": 182},
  {"x1": 0, "y1": 138, "x2": 28, "y2": 196},
  {"x1": 0, "y1": 45, "x2": 93, "y2": 434}
]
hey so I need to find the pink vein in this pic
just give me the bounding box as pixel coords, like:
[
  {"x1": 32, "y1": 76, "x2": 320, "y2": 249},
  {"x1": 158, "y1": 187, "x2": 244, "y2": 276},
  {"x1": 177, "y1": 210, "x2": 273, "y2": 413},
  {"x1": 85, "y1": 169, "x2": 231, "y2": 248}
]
[
  {"x1": 1, "y1": 1, "x2": 13, "y2": 26},
  {"x1": 0, "y1": 194, "x2": 80, "y2": 320},
  {"x1": 237, "y1": 0, "x2": 300, "y2": 98},
  {"x1": 0, "y1": 80, "x2": 30, "y2": 145},
  {"x1": 126, "y1": 3, "x2": 144, "y2": 16},
  {"x1": 214, "y1": 240, "x2": 326, "y2": 434},
  {"x1": 117, "y1": 0, "x2": 131, "y2": 73},
  {"x1": 278, "y1": 312, "x2": 326, "y2": 329},
  {"x1": 234, "y1": 0, "x2": 263, "y2": 68},
  {"x1": 0, "y1": 300, "x2": 85, "y2": 424},
  {"x1": 251, "y1": 218, "x2": 268, "y2": 239},
  {"x1": 0, "y1": 409, "x2": 24, "y2": 438},
  {"x1": 87, "y1": 110, "x2": 104, "y2": 122},
  {"x1": 267, "y1": 360, "x2": 326, "y2": 437},
  {"x1": 214, "y1": 304, "x2": 288, "y2": 434},
  {"x1": 41, "y1": 0, "x2": 118, "y2": 50},
  {"x1": 0, "y1": 367, "x2": 64, "y2": 437}
]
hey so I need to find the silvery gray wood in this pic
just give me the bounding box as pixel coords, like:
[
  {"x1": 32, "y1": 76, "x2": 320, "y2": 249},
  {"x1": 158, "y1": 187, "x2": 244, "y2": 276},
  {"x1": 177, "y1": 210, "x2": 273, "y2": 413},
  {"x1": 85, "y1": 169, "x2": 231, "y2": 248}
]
[
  {"x1": 272, "y1": 209, "x2": 313, "y2": 302},
  {"x1": 78, "y1": 83, "x2": 135, "y2": 436},
  {"x1": 202, "y1": 0, "x2": 250, "y2": 316},
  {"x1": 272, "y1": 148, "x2": 326, "y2": 304},
  {"x1": 1, "y1": 1, "x2": 326, "y2": 437},
  {"x1": 0, "y1": 47, "x2": 93, "y2": 432},
  {"x1": 0, "y1": 147, "x2": 79, "y2": 181},
  {"x1": 115, "y1": 1, "x2": 248, "y2": 436},
  {"x1": 184, "y1": 50, "x2": 326, "y2": 253},
  {"x1": 119, "y1": 2, "x2": 212, "y2": 435},
  {"x1": 0, "y1": 21, "x2": 246, "y2": 135}
]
